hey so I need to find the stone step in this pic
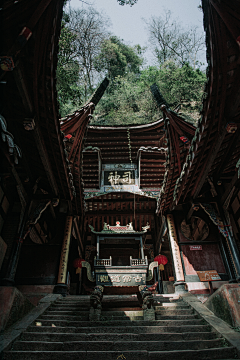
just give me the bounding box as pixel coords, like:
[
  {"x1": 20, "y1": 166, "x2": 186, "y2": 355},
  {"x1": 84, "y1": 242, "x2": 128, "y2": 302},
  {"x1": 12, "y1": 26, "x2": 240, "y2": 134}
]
[
  {"x1": 35, "y1": 318, "x2": 205, "y2": 327},
  {"x1": 45, "y1": 311, "x2": 89, "y2": 316},
  {"x1": 12, "y1": 338, "x2": 225, "y2": 351},
  {"x1": 49, "y1": 304, "x2": 90, "y2": 310},
  {"x1": 155, "y1": 309, "x2": 194, "y2": 315},
  {"x1": 44, "y1": 310, "x2": 143, "y2": 317},
  {"x1": 3, "y1": 347, "x2": 238, "y2": 360},
  {"x1": 53, "y1": 301, "x2": 90, "y2": 307},
  {"x1": 155, "y1": 314, "x2": 199, "y2": 320},
  {"x1": 51, "y1": 304, "x2": 90, "y2": 309},
  {"x1": 40, "y1": 314, "x2": 89, "y2": 321},
  {"x1": 101, "y1": 310, "x2": 143, "y2": 317},
  {"x1": 20, "y1": 331, "x2": 219, "y2": 342},
  {"x1": 27, "y1": 324, "x2": 212, "y2": 334},
  {"x1": 40, "y1": 314, "x2": 143, "y2": 321},
  {"x1": 101, "y1": 316, "x2": 144, "y2": 321},
  {"x1": 155, "y1": 303, "x2": 190, "y2": 309}
]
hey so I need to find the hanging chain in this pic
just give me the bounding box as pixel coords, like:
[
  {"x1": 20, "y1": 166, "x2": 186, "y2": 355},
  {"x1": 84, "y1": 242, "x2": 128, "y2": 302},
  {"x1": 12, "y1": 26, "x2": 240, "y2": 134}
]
[
  {"x1": 127, "y1": 128, "x2": 135, "y2": 221},
  {"x1": 127, "y1": 128, "x2": 132, "y2": 166}
]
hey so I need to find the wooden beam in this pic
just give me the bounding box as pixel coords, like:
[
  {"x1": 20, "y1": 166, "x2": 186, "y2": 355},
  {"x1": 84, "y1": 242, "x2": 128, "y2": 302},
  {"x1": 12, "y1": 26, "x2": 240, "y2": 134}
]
[
  {"x1": 73, "y1": 217, "x2": 84, "y2": 256},
  {"x1": 85, "y1": 210, "x2": 156, "y2": 216},
  {"x1": 191, "y1": 126, "x2": 227, "y2": 200},
  {"x1": 14, "y1": 65, "x2": 33, "y2": 114},
  {"x1": 213, "y1": 129, "x2": 240, "y2": 181},
  {"x1": 33, "y1": 124, "x2": 59, "y2": 197},
  {"x1": 221, "y1": 171, "x2": 239, "y2": 206}
]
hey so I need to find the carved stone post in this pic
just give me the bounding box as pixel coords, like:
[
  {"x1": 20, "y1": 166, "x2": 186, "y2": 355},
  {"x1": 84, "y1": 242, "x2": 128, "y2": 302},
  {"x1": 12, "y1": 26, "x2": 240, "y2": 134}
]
[
  {"x1": 54, "y1": 216, "x2": 73, "y2": 295},
  {"x1": 138, "y1": 285, "x2": 155, "y2": 320},
  {"x1": 167, "y1": 214, "x2": 187, "y2": 294},
  {"x1": 89, "y1": 285, "x2": 104, "y2": 321}
]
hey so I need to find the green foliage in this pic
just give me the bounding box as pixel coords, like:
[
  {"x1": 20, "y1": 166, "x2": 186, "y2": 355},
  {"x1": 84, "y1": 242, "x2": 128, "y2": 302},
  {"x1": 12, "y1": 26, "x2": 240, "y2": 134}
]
[
  {"x1": 93, "y1": 61, "x2": 206, "y2": 126},
  {"x1": 94, "y1": 36, "x2": 143, "y2": 80},
  {"x1": 56, "y1": 6, "x2": 206, "y2": 124},
  {"x1": 57, "y1": 18, "x2": 83, "y2": 117}
]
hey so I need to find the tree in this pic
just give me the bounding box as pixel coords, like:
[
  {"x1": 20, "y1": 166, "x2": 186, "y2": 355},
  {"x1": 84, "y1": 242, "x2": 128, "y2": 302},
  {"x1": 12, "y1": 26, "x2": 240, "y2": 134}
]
[
  {"x1": 145, "y1": 11, "x2": 205, "y2": 68},
  {"x1": 57, "y1": 14, "x2": 83, "y2": 117},
  {"x1": 93, "y1": 62, "x2": 206, "y2": 126},
  {"x1": 94, "y1": 36, "x2": 143, "y2": 80},
  {"x1": 67, "y1": 7, "x2": 110, "y2": 96},
  {"x1": 117, "y1": 0, "x2": 138, "y2": 5}
]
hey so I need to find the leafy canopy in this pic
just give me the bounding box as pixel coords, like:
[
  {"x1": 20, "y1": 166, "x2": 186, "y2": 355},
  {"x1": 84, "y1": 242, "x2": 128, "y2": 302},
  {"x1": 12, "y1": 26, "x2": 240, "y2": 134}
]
[{"x1": 57, "y1": 5, "x2": 206, "y2": 125}]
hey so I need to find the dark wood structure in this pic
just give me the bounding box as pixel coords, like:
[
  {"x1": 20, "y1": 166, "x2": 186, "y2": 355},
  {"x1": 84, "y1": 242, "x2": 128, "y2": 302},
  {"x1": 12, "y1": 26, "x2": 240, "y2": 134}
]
[{"x1": 0, "y1": 0, "x2": 240, "y2": 304}]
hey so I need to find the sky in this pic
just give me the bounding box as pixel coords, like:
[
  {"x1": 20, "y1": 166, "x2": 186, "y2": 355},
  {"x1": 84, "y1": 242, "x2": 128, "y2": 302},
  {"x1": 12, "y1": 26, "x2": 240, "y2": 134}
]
[{"x1": 69, "y1": 0, "x2": 206, "y2": 67}]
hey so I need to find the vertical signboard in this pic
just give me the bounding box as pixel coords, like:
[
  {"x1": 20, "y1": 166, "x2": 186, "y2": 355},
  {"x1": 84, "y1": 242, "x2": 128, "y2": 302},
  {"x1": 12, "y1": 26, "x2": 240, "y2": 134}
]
[
  {"x1": 57, "y1": 216, "x2": 73, "y2": 284},
  {"x1": 167, "y1": 214, "x2": 185, "y2": 282}
]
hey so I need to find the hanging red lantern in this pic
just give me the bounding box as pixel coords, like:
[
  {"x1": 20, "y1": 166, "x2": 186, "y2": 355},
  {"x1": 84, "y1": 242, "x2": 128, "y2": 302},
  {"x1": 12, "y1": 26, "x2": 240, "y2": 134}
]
[
  {"x1": 154, "y1": 254, "x2": 168, "y2": 270},
  {"x1": 73, "y1": 258, "x2": 85, "y2": 274},
  {"x1": 180, "y1": 136, "x2": 189, "y2": 144},
  {"x1": 64, "y1": 134, "x2": 72, "y2": 141}
]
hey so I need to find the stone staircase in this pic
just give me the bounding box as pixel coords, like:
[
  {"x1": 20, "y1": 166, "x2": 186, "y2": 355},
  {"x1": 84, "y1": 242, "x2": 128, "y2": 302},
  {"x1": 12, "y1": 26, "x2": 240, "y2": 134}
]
[{"x1": 3, "y1": 295, "x2": 239, "y2": 359}]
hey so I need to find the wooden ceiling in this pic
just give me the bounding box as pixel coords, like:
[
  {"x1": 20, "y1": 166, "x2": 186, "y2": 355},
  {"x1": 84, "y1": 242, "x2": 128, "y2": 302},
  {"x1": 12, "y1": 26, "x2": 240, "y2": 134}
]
[{"x1": 1, "y1": 0, "x2": 73, "y2": 210}]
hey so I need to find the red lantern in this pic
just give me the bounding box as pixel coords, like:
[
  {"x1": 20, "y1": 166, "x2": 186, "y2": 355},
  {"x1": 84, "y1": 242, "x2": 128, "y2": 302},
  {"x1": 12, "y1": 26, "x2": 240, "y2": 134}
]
[
  {"x1": 64, "y1": 134, "x2": 72, "y2": 141},
  {"x1": 154, "y1": 254, "x2": 168, "y2": 270},
  {"x1": 180, "y1": 136, "x2": 189, "y2": 144},
  {"x1": 73, "y1": 258, "x2": 85, "y2": 274}
]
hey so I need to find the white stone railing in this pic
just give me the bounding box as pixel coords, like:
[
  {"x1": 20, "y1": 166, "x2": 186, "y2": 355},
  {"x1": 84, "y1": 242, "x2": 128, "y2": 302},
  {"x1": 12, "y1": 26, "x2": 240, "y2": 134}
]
[
  {"x1": 130, "y1": 256, "x2": 148, "y2": 266},
  {"x1": 94, "y1": 256, "x2": 112, "y2": 267}
]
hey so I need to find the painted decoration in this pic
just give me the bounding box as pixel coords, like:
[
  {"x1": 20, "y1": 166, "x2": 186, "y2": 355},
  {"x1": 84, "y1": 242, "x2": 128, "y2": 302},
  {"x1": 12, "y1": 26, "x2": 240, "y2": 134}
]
[
  {"x1": 95, "y1": 269, "x2": 147, "y2": 286},
  {"x1": 190, "y1": 245, "x2": 202, "y2": 250},
  {"x1": 105, "y1": 170, "x2": 135, "y2": 186}
]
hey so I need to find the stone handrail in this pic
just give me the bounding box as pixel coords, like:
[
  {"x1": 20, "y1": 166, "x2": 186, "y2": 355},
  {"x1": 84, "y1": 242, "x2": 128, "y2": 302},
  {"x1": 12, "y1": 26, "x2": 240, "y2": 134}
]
[
  {"x1": 82, "y1": 261, "x2": 95, "y2": 282},
  {"x1": 146, "y1": 261, "x2": 158, "y2": 281}
]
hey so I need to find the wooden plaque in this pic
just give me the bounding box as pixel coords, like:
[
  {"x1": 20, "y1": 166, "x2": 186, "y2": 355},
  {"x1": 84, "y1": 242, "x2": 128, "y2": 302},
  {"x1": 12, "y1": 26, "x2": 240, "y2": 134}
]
[{"x1": 197, "y1": 270, "x2": 221, "y2": 282}]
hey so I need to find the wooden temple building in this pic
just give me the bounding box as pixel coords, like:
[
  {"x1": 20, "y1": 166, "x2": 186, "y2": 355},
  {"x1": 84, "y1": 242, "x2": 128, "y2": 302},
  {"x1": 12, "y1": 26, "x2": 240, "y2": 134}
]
[{"x1": 1, "y1": 0, "x2": 240, "y2": 310}]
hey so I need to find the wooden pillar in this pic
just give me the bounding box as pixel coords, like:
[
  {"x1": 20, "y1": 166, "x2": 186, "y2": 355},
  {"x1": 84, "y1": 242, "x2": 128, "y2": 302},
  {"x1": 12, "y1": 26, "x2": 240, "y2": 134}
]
[
  {"x1": 220, "y1": 209, "x2": 240, "y2": 282},
  {"x1": 139, "y1": 236, "x2": 144, "y2": 259},
  {"x1": 2, "y1": 204, "x2": 30, "y2": 286},
  {"x1": 54, "y1": 216, "x2": 73, "y2": 295},
  {"x1": 166, "y1": 214, "x2": 187, "y2": 293}
]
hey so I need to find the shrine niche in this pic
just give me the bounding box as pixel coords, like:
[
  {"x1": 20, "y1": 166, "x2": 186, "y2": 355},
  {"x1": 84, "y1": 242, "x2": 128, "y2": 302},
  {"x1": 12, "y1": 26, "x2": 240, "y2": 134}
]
[
  {"x1": 181, "y1": 217, "x2": 209, "y2": 241},
  {"x1": 83, "y1": 221, "x2": 158, "y2": 293}
]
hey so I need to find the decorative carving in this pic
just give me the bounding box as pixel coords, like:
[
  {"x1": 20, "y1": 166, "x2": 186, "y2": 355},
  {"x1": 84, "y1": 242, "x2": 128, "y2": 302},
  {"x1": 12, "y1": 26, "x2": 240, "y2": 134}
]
[
  {"x1": 23, "y1": 118, "x2": 35, "y2": 130},
  {"x1": 137, "y1": 285, "x2": 155, "y2": 320},
  {"x1": 28, "y1": 200, "x2": 51, "y2": 225},
  {"x1": 90, "y1": 285, "x2": 104, "y2": 309},
  {"x1": 82, "y1": 261, "x2": 95, "y2": 282},
  {"x1": 89, "y1": 285, "x2": 104, "y2": 321},
  {"x1": 0, "y1": 114, "x2": 22, "y2": 164},
  {"x1": 146, "y1": 261, "x2": 158, "y2": 281}
]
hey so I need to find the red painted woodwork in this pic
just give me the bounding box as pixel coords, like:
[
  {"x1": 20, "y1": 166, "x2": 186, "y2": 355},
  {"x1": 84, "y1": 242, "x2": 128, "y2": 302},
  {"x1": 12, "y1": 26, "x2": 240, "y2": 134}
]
[{"x1": 181, "y1": 243, "x2": 226, "y2": 275}]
